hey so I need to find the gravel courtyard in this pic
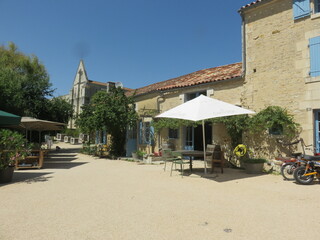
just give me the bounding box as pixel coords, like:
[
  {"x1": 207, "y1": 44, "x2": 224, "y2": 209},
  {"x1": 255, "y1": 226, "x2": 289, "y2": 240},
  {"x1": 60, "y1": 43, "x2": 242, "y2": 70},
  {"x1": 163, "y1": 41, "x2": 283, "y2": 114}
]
[{"x1": 1, "y1": 142, "x2": 319, "y2": 240}]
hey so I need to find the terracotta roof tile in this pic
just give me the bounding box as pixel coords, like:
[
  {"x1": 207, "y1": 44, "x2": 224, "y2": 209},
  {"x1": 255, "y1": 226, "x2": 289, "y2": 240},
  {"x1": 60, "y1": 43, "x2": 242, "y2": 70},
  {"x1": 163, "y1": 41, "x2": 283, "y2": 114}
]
[
  {"x1": 239, "y1": 0, "x2": 266, "y2": 11},
  {"x1": 133, "y1": 62, "x2": 242, "y2": 96},
  {"x1": 88, "y1": 80, "x2": 107, "y2": 86}
]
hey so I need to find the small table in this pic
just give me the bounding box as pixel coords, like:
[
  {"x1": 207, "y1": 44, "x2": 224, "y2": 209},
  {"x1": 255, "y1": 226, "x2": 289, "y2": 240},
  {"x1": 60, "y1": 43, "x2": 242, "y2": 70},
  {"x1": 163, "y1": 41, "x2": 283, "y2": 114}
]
[{"x1": 173, "y1": 150, "x2": 210, "y2": 172}]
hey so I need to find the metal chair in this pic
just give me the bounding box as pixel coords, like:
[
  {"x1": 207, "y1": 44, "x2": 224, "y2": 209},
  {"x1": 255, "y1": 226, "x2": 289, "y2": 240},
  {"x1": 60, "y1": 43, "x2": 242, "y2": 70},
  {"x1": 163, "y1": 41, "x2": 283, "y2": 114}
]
[
  {"x1": 162, "y1": 149, "x2": 176, "y2": 171},
  {"x1": 170, "y1": 152, "x2": 189, "y2": 177}
]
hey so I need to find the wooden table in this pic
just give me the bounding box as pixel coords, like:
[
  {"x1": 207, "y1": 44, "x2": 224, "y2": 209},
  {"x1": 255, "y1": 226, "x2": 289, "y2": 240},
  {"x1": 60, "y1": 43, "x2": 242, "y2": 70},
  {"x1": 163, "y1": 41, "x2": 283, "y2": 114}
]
[{"x1": 173, "y1": 150, "x2": 211, "y2": 172}]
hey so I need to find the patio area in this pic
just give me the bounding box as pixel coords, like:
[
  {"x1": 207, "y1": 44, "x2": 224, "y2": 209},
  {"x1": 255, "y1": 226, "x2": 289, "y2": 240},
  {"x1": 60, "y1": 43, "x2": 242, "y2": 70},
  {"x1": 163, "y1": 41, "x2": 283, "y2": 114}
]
[{"x1": 0, "y1": 142, "x2": 319, "y2": 240}]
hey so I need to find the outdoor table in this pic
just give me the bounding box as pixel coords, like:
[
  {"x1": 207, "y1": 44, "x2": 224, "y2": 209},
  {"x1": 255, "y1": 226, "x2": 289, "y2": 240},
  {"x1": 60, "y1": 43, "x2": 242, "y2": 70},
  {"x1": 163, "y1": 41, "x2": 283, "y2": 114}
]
[{"x1": 173, "y1": 150, "x2": 212, "y2": 172}]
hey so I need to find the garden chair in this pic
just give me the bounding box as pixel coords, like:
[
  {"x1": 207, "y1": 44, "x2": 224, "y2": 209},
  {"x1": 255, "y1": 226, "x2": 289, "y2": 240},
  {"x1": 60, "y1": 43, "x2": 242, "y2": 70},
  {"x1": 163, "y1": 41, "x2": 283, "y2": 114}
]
[
  {"x1": 211, "y1": 145, "x2": 224, "y2": 174},
  {"x1": 162, "y1": 149, "x2": 177, "y2": 171},
  {"x1": 170, "y1": 152, "x2": 189, "y2": 177}
]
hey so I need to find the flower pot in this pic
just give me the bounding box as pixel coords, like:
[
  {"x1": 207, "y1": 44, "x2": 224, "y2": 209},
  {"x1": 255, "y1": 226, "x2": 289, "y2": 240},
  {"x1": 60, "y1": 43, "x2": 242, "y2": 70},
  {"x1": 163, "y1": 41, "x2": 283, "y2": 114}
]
[
  {"x1": 245, "y1": 163, "x2": 264, "y2": 174},
  {"x1": 0, "y1": 166, "x2": 14, "y2": 183},
  {"x1": 132, "y1": 152, "x2": 139, "y2": 160}
]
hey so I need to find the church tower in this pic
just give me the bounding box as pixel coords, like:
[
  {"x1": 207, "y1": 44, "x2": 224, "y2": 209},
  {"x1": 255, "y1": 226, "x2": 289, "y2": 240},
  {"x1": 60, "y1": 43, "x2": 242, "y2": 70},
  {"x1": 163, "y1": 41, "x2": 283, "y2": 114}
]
[{"x1": 69, "y1": 60, "x2": 90, "y2": 129}]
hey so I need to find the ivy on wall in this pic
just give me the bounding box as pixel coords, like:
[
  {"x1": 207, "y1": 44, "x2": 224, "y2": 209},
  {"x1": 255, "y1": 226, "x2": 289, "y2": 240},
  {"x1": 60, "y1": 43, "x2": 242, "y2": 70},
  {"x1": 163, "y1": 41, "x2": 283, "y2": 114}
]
[
  {"x1": 152, "y1": 118, "x2": 199, "y2": 132},
  {"x1": 152, "y1": 106, "x2": 300, "y2": 149}
]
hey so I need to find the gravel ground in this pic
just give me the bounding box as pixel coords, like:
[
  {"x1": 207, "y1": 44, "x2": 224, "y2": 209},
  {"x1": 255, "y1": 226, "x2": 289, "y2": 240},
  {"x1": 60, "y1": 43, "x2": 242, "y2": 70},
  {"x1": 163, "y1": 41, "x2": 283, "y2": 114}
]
[{"x1": 1, "y1": 142, "x2": 319, "y2": 240}]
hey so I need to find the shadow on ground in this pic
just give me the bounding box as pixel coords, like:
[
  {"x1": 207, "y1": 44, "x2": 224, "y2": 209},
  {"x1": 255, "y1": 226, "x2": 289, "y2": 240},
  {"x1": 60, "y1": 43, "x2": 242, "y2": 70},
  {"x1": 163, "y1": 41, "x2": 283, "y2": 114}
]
[
  {"x1": 172, "y1": 167, "x2": 268, "y2": 182},
  {"x1": 0, "y1": 172, "x2": 53, "y2": 186},
  {"x1": 43, "y1": 147, "x2": 87, "y2": 169}
]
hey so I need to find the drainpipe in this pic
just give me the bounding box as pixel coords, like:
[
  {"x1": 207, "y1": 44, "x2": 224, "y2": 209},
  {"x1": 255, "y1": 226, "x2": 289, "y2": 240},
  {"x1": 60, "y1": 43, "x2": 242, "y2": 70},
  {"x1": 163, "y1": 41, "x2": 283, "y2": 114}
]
[
  {"x1": 156, "y1": 93, "x2": 165, "y2": 150},
  {"x1": 240, "y1": 12, "x2": 246, "y2": 78}
]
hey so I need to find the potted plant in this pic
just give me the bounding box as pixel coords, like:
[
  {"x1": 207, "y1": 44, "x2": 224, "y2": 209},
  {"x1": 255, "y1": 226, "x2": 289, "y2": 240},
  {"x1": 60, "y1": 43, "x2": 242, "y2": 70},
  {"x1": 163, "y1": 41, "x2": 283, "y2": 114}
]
[
  {"x1": 132, "y1": 150, "x2": 146, "y2": 160},
  {"x1": 0, "y1": 129, "x2": 30, "y2": 183},
  {"x1": 242, "y1": 158, "x2": 267, "y2": 174}
]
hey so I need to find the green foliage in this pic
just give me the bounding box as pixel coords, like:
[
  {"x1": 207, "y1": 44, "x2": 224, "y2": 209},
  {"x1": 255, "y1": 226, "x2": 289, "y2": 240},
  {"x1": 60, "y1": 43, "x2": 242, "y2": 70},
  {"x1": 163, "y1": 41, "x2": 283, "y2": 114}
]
[
  {"x1": 62, "y1": 128, "x2": 81, "y2": 137},
  {"x1": 76, "y1": 87, "x2": 138, "y2": 156},
  {"x1": 134, "y1": 150, "x2": 146, "y2": 158},
  {"x1": 76, "y1": 104, "x2": 96, "y2": 137},
  {"x1": 0, "y1": 42, "x2": 54, "y2": 118},
  {"x1": 152, "y1": 118, "x2": 199, "y2": 132},
  {"x1": 42, "y1": 97, "x2": 73, "y2": 124},
  {"x1": 210, "y1": 106, "x2": 299, "y2": 148},
  {"x1": 210, "y1": 115, "x2": 250, "y2": 148},
  {"x1": 0, "y1": 129, "x2": 32, "y2": 169},
  {"x1": 248, "y1": 106, "x2": 300, "y2": 138}
]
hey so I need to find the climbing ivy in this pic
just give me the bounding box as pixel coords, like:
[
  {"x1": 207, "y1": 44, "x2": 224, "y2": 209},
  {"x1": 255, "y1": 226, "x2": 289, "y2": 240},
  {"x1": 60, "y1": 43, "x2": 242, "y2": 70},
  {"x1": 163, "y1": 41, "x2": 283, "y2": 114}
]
[
  {"x1": 210, "y1": 115, "x2": 250, "y2": 148},
  {"x1": 152, "y1": 118, "x2": 199, "y2": 132},
  {"x1": 248, "y1": 106, "x2": 300, "y2": 138}
]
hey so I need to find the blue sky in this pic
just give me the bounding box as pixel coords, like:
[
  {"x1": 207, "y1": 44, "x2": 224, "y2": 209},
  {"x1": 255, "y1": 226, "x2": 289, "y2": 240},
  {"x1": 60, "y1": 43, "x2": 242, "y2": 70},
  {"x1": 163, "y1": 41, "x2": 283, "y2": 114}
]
[{"x1": 0, "y1": 0, "x2": 250, "y2": 96}]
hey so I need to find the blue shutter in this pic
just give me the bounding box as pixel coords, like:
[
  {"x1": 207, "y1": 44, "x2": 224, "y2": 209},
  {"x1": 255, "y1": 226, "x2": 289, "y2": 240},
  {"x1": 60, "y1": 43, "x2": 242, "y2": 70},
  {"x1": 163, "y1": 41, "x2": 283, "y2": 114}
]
[
  {"x1": 310, "y1": 36, "x2": 320, "y2": 77},
  {"x1": 95, "y1": 130, "x2": 99, "y2": 144},
  {"x1": 149, "y1": 126, "x2": 154, "y2": 145},
  {"x1": 139, "y1": 121, "x2": 143, "y2": 144},
  {"x1": 103, "y1": 130, "x2": 107, "y2": 144},
  {"x1": 293, "y1": 0, "x2": 310, "y2": 20}
]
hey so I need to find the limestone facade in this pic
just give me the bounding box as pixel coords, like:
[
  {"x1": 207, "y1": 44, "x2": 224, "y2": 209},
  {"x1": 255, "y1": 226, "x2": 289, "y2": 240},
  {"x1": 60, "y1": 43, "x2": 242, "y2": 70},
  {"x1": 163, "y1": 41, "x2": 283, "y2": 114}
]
[{"x1": 240, "y1": 0, "x2": 320, "y2": 153}]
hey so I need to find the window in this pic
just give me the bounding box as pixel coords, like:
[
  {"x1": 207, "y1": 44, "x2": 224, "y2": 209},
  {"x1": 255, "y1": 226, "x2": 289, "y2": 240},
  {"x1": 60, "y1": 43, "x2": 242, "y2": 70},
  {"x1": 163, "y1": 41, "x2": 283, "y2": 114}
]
[
  {"x1": 139, "y1": 121, "x2": 154, "y2": 145},
  {"x1": 293, "y1": 0, "x2": 311, "y2": 19},
  {"x1": 268, "y1": 124, "x2": 283, "y2": 135},
  {"x1": 309, "y1": 36, "x2": 320, "y2": 77},
  {"x1": 168, "y1": 128, "x2": 179, "y2": 139},
  {"x1": 185, "y1": 91, "x2": 206, "y2": 102},
  {"x1": 315, "y1": 0, "x2": 320, "y2": 13}
]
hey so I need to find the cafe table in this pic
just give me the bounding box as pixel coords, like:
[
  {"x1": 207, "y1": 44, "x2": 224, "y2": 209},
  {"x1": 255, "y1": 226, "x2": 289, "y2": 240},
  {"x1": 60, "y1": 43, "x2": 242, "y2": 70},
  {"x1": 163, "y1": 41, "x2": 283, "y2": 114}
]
[{"x1": 173, "y1": 150, "x2": 212, "y2": 172}]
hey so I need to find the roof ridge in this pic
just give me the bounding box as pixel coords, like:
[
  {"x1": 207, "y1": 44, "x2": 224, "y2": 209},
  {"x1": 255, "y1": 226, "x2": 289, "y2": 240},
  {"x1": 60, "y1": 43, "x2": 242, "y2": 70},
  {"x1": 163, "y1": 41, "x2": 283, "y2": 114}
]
[{"x1": 133, "y1": 62, "x2": 243, "y2": 96}]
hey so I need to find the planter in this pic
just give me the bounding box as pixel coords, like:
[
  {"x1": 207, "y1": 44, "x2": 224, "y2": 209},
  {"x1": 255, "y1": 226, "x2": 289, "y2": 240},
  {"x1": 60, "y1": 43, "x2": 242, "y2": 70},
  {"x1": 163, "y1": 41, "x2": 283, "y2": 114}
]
[
  {"x1": 0, "y1": 166, "x2": 14, "y2": 183},
  {"x1": 245, "y1": 163, "x2": 264, "y2": 174},
  {"x1": 132, "y1": 152, "x2": 139, "y2": 160},
  {"x1": 143, "y1": 156, "x2": 153, "y2": 164}
]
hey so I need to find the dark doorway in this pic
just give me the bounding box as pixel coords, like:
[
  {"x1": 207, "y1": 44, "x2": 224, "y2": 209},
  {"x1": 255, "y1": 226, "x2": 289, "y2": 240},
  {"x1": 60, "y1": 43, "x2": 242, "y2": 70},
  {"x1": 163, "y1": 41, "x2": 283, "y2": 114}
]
[{"x1": 193, "y1": 123, "x2": 212, "y2": 151}]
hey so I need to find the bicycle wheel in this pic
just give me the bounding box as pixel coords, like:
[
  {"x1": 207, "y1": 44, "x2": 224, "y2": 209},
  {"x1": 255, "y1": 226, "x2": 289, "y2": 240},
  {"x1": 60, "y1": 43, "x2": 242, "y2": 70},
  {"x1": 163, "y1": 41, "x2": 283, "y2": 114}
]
[
  {"x1": 281, "y1": 163, "x2": 296, "y2": 180},
  {"x1": 293, "y1": 166, "x2": 314, "y2": 185}
]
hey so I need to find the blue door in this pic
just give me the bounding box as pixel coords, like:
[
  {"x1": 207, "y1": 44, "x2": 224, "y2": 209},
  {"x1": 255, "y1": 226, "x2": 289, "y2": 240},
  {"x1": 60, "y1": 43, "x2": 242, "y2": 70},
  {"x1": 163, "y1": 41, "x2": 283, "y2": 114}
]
[
  {"x1": 315, "y1": 110, "x2": 320, "y2": 153},
  {"x1": 126, "y1": 126, "x2": 137, "y2": 157}
]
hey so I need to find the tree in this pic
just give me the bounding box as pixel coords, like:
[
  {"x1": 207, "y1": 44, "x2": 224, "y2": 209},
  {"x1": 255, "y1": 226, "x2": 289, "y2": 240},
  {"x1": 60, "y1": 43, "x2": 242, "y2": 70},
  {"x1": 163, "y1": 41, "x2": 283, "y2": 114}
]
[
  {"x1": 0, "y1": 42, "x2": 54, "y2": 117},
  {"x1": 92, "y1": 88, "x2": 138, "y2": 156},
  {"x1": 41, "y1": 97, "x2": 73, "y2": 124},
  {"x1": 76, "y1": 87, "x2": 138, "y2": 156},
  {"x1": 75, "y1": 104, "x2": 97, "y2": 143}
]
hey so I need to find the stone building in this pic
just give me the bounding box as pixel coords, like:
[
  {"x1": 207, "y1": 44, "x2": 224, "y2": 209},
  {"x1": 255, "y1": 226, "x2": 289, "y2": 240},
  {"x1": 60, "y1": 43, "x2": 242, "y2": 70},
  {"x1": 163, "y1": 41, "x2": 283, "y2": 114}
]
[
  {"x1": 239, "y1": 0, "x2": 320, "y2": 153},
  {"x1": 131, "y1": 0, "x2": 320, "y2": 157},
  {"x1": 66, "y1": 60, "x2": 125, "y2": 129},
  {"x1": 129, "y1": 63, "x2": 244, "y2": 157}
]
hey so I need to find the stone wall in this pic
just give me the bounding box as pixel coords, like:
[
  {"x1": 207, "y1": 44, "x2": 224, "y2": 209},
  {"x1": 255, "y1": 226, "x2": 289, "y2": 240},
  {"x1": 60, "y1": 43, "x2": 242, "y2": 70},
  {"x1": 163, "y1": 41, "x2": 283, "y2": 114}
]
[
  {"x1": 241, "y1": 0, "x2": 320, "y2": 153},
  {"x1": 134, "y1": 78, "x2": 244, "y2": 152}
]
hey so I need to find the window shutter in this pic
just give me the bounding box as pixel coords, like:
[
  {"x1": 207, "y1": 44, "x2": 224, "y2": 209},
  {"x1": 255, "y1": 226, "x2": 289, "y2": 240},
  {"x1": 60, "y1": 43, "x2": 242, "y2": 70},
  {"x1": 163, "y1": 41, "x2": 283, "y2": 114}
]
[
  {"x1": 95, "y1": 130, "x2": 99, "y2": 144},
  {"x1": 293, "y1": 0, "x2": 310, "y2": 20},
  {"x1": 309, "y1": 36, "x2": 320, "y2": 77},
  {"x1": 139, "y1": 121, "x2": 143, "y2": 144},
  {"x1": 103, "y1": 130, "x2": 107, "y2": 144},
  {"x1": 149, "y1": 126, "x2": 155, "y2": 145}
]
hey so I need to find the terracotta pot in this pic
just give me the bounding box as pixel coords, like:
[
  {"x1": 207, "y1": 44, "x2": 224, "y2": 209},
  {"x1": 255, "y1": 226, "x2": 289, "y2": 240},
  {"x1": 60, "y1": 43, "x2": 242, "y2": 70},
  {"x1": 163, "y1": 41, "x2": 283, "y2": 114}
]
[{"x1": 0, "y1": 166, "x2": 14, "y2": 183}]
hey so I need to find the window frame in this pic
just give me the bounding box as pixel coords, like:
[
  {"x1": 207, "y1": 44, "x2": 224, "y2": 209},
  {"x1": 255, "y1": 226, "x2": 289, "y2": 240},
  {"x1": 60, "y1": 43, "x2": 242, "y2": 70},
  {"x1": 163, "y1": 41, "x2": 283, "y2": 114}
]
[{"x1": 168, "y1": 128, "x2": 179, "y2": 139}]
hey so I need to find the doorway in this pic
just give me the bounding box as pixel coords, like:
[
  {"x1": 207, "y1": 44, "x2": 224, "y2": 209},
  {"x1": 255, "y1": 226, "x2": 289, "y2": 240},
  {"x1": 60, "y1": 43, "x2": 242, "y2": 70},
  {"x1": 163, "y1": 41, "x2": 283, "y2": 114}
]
[{"x1": 184, "y1": 123, "x2": 212, "y2": 151}]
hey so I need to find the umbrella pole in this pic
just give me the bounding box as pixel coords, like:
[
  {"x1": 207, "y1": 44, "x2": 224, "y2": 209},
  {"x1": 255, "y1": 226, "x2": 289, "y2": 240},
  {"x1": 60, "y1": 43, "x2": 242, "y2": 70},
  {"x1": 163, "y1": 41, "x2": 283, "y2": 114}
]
[{"x1": 202, "y1": 120, "x2": 207, "y2": 174}]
